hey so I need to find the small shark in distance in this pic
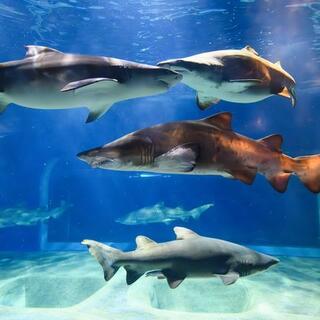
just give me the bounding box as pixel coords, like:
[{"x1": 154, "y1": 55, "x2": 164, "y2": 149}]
[
  {"x1": 0, "y1": 46, "x2": 182, "y2": 122},
  {"x1": 158, "y1": 45, "x2": 296, "y2": 110},
  {"x1": 82, "y1": 227, "x2": 279, "y2": 289},
  {"x1": 78, "y1": 111, "x2": 320, "y2": 193},
  {"x1": 0, "y1": 201, "x2": 71, "y2": 228},
  {"x1": 116, "y1": 202, "x2": 213, "y2": 225}
]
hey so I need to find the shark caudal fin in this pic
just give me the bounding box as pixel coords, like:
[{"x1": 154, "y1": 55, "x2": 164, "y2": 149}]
[
  {"x1": 82, "y1": 240, "x2": 123, "y2": 281},
  {"x1": 293, "y1": 155, "x2": 320, "y2": 193}
]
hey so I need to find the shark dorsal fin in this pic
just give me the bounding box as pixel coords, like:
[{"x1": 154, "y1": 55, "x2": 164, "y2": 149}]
[
  {"x1": 135, "y1": 236, "x2": 157, "y2": 250},
  {"x1": 199, "y1": 112, "x2": 232, "y2": 130},
  {"x1": 174, "y1": 227, "x2": 200, "y2": 240},
  {"x1": 242, "y1": 45, "x2": 259, "y2": 56},
  {"x1": 259, "y1": 134, "x2": 283, "y2": 152},
  {"x1": 25, "y1": 45, "x2": 62, "y2": 57},
  {"x1": 275, "y1": 61, "x2": 282, "y2": 68}
]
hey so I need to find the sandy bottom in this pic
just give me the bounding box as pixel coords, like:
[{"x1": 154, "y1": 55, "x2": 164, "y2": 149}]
[{"x1": 0, "y1": 251, "x2": 319, "y2": 320}]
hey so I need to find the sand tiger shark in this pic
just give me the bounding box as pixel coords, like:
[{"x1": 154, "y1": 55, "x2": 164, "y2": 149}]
[
  {"x1": 116, "y1": 202, "x2": 213, "y2": 225},
  {"x1": 78, "y1": 111, "x2": 320, "y2": 193},
  {"x1": 157, "y1": 45, "x2": 296, "y2": 110},
  {"x1": 83, "y1": 227, "x2": 279, "y2": 288},
  {"x1": 0, "y1": 45, "x2": 182, "y2": 122}
]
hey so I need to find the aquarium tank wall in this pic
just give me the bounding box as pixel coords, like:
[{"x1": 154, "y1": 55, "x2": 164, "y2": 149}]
[{"x1": 0, "y1": 1, "x2": 319, "y2": 319}]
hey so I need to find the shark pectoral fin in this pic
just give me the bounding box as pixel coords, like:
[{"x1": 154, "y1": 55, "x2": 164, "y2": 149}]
[
  {"x1": 86, "y1": 103, "x2": 113, "y2": 123},
  {"x1": 162, "y1": 270, "x2": 186, "y2": 289},
  {"x1": 154, "y1": 143, "x2": 199, "y2": 172},
  {"x1": 266, "y1": 172, "x2": 291, "y2": 193},
  {"x1": 259, "y1": 134, "x2": 283, "y2": 152},
  {"x1": 135, "y1": 235, "x2": 158, "y2": 250},
  {"x1": 173, "y1": 226, "x2": 200, "y2": 240},
  {"x1": 61, "y1": 77, "x2": 119, "y2": 94},
  {"x1": 218, "y1": 272, "x2": 239, "y2": 285},
  {"x1": 0, "y1": 94, "x2": 9, "y2": 114},
  {"x1": 196, "y1": 92, "x2": 220, "y2": 110},
  {"x1": 125, "y1": 268, "x2": 144, "y2": 285},
  {"x1": 230, "y1": 167, "x2": 257, "y2": 185},
  {"x1": 228, "y1": 79, "x2": 262, "y2": 92}
]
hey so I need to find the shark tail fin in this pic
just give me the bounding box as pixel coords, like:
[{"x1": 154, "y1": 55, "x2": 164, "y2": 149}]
[
  {"x1": 82, "y1": 240, "x2": 122, "y2": 281},
  {"x1": 292, "y1": 155, "x2": 320, "y2": 193}
]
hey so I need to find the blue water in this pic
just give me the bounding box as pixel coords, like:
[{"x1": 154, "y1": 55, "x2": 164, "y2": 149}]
[{"x1": 0, "y1": 0, "x2": 319, "y2": 255}]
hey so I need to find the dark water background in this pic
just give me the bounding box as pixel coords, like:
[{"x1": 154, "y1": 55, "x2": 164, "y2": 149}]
[{"x1": 0, "y1": 0, "x2": 319, "y2": 250}]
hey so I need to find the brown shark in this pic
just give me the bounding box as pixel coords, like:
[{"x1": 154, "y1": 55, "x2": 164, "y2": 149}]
[
  {"x1": 82, "y1": 227, "x2": 279, "y2": 288},
  {"x1": 157, "y1": 46, "x2": 296, "y2": 110},
  {"x1": 77, "y1": 112, "x2": 320, "y2": 193}
]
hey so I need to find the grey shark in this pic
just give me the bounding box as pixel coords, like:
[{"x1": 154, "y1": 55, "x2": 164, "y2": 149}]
[
  {"x1": 78, "y1": 111, "x2": 320, "y2": 193},
  {"x1": 0, "y1": 45, "x2": 182, "y2": 122},
  {"x1": 0, "y1": 201, "x2": 71, "y2": 228},
  {"x1": 116, "y1": 202, "x2": 213, "y2": 225},
  {"x1": 158, "y1": 45, "x2": 296, "y2": 110},
  {"x1": 82, "y1": 227, "x2": 279, "y2": 288}
]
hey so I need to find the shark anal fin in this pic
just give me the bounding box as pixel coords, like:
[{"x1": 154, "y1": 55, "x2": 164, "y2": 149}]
[
  {"x1": 267, "y1": 172, "x2": 291, "y2": 193},
  {"x1": 162, "y1": 269, "x2": 186, "y2": 289},
  {"x1": 230, "y1": 167, "x2": 257, "y2": 185},
  {"x1": 154, "y1": 143, "x2": 199, "y2": 172},
  {"x1": 125, "y1": 268, "x2": 143, "y2": 285},
  {"x1": 218, "y1": 272, "x2": 239, "y2": 285},
  {"x1": 173, "y1": 226, "x2": 200, "y2": 240},
  {"x1": 61, "y1": 77, "x2": 119, "y2": 93},
  {"x1": 135, "y1": 235, "x2": 157, "y2": 250},
  {"x1": 259, "y1": 134, "x2": 283, "y2": 152},
  {"x1": 199, "y1": 112, "x2": 232, "y2": 130},
  {"x1": 196, "y1": 92, "x2": 220, "y2": 110}
]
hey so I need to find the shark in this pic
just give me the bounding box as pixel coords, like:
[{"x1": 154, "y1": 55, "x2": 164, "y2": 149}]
[
  {"x1": 157, "y1": 45, "x2": 296, "y2": 110},
  {"x1": 116, "y1": 202, "x2": 213, "y2": 225},
  {"x1": 77, "y1": 111, "x2": 320, "y2": 193},
  {"x1": 82, "y1": 226, "x2": 279, "y2": 289},
  {"x1": 0, "y1": 45, "x2": 182, "y2": 122},
  {"x1": 0, "y1": 201, "x2": 71, "y2": 228}
]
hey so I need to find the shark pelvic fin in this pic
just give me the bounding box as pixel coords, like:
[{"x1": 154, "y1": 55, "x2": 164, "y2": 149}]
[
  {"x1": 125, "y1": 268, "x2": 144, "y2": 285},
  {"x1": 229, "y1": 166, "x2": 257, "y2": 185},
  {"x1": 174, "y1": 226, "x2": 200, "y2": 240},
  {"x1": 25, "y1": 45, "x2": 62, "y2": 57},
  {"x1": 218, "y1": 272, "x2": 239, "y2": 285},
  {"x1": 259, "y1": 134, "x2": 283, "y2": 152},
  {"x1": 154, "y1": 143, "x2": 199, "y2": 172},
  {"x1": 196, "y1": 92, "x2": 220, "y2": 110},
  {"x1": 135, "y1": 236, "x2": 157, "y2": 250},
  {"x1": 162, "y1": 269, "x2": 186, "y2": 289},
  {"x1": 242, "y1": 45, "x2": 259, "y2": 56},
  {"x1": 199, "y1": 112, "x2": 232, "y2": 130}
]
